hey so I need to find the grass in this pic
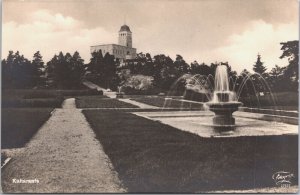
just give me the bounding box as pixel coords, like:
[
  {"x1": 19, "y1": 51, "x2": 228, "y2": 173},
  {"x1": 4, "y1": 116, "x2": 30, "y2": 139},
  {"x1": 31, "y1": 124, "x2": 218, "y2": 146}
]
[
  {"x1": 75, "y1": 96, "x2": 139, "y2": 108},
  {"x1": 239, "y1": 92, "x2": 298, "y2": 108},
  {"x1": 2, "y1": 108, "x2": 53, "y2": 149},
  {"x1": 1, "y1": 89, "x2": 103, "y2": 148},
  {"x1": 2, "y1": 89, "x2": 63, "y2": 108},
  {"x1": 2, "y1": 98, "x2": 64, "y2": 108},
  {"x1": 247, "y1": 106, "x2": 298, "y2": 111},
  {"x1": 131, "y1": 97, "x2": 203, "y2": 109},
  {"x1": 83, "y1": 110, "x2": 298, "y2": 192},
  {"x1": 2, "y1": 89, "x2": 104, "y2": 108}
]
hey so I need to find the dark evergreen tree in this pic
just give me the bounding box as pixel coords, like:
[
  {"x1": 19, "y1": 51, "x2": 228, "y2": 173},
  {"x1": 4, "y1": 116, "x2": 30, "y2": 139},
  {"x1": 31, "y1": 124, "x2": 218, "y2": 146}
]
[
  {"x1": 103, "y1": 53, "x2": 118, "y2": 89},
  {"x1": 2, "y1": 51, "x2": 34, "y2": 88},
  {"x1": 252, "y1": 54, "x2": 268, "y2": 94},
  {"x1": 86, "y1": 50, "x2": 104, "y2": 83},
  {"x1": 253, "y1": 54, "x2": 267, "y2": 75},
  {"x1": 2, "y1": 51, "x2": 14, "y2": 89},
  {"x1": 45, "y1": 51, "x2": 84, "y2": 88},
  {"x1": 69, "y1": 51, "x2": 85, "y2": 87},
  {"x1": 32, "y1": 51, "x2": 45, "y2": 87}
]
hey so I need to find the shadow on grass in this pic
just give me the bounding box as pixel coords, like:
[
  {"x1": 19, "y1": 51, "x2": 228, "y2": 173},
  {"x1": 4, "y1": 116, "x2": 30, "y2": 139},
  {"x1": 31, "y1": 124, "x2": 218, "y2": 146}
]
[{"x1": 83, "y1": 110, "x2": 298, "y2": 193}]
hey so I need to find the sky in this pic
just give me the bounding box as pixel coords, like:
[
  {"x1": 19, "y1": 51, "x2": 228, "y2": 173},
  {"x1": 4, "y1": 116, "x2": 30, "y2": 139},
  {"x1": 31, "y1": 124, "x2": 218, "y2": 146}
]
[{"x1": 2, "y1": 0, "x2": 299, "y2": 73}]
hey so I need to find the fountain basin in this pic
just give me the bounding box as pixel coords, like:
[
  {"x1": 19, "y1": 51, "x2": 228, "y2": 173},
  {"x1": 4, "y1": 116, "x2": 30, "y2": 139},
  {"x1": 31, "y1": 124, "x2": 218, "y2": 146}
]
[
  {"x1": 116, "y1": 93, "x2": 124, "y2": 98},
  {"x1": 206, "y1": 102, "x2": 243, "y2": 128}
]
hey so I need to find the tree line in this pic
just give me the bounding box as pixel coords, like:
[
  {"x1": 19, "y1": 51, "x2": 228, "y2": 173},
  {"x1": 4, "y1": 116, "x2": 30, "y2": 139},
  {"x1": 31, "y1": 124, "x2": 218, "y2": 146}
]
[{"x1": 2, "y1": 40, "x2": 298, "y2": 93}]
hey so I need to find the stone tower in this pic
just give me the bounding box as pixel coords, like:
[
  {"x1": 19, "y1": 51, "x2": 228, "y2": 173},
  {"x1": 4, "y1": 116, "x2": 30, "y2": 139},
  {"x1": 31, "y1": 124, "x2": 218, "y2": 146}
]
[{"x1": 118, "y1": 24, "x2": 132, "y2": 48}]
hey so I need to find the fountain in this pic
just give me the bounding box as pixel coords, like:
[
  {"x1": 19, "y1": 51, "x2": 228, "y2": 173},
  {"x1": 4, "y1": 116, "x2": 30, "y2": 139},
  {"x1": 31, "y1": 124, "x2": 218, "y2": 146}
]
[
  {"x1": 116, "y1": 86, "x2": 124, "y2": 98},
  {"x1": 205, "y1": 65, "x2": 242, "y2": 128}
]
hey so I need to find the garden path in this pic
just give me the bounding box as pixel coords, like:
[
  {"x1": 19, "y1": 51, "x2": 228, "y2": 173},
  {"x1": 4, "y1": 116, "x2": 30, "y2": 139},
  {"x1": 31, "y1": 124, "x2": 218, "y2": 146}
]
[
  {"x1": 118, "y1": 98, "x2": 159, "y2": 109},
  {"x1": 1, "y1": 98, "x2": 126, "y2": 193},
  {"x1": 82, "y1": 80, "x2": 116, "y2": 98}
]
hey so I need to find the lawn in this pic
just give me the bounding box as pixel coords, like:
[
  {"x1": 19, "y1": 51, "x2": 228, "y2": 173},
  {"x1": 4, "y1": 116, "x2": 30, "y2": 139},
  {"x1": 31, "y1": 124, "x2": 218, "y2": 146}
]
[
  {"x1": 1, "y1": 89, "x2": 103, "y2": 148},
  {"x1": 2, "y1": 108, "x2": 53, "y2": 149},
  {"x1": 239, "y1": 92, "x2": 298, "y2": 109},
  {"x1": 2, "y1": 89, "x2": 103, "y2": 108},
  {"x1": 131, "y1": 96, "x2": 204, "y2": 109},
  {"x1": 83, "y1": 110, "x2": 298, "y2": 192},
  {"x1": 76, "y1": 96, "x2": 139, "y2": 108}
]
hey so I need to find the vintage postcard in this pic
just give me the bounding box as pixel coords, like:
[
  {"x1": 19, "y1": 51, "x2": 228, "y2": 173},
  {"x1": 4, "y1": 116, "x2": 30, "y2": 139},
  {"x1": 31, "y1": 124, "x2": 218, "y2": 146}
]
[{"x1": 1, "y1": 0, "x2": 299, "y2": 193}]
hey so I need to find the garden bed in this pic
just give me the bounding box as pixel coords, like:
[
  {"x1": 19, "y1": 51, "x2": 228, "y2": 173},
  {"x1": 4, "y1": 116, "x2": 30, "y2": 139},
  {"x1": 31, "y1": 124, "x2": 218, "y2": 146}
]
[{"x1": 83, "y1": 110, "x2": 298, "y2": 192}]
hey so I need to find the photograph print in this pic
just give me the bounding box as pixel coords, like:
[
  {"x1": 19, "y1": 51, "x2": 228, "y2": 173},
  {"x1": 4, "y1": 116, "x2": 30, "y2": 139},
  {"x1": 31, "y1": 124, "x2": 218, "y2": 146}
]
[{"x1": 1, "y1": 0, "x2": 299, "y2": 193}]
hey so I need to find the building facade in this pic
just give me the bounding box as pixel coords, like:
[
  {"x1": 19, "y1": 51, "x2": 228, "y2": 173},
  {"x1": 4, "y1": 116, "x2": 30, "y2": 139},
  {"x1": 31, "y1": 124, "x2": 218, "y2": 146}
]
[{"x1": 90, "y1": 25, "x2": 137, "y2": 61}]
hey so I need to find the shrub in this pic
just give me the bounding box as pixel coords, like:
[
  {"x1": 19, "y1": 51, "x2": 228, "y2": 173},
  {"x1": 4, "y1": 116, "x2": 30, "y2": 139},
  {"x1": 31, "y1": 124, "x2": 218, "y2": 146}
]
[{"x1": 184, "y1": 89, "x2": 209, "y2": 102}]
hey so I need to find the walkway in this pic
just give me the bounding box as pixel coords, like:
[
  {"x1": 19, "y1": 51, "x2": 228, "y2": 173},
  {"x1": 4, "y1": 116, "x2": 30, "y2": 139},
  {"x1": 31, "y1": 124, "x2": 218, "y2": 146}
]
[
  {"x1": 82, "y1": 80, "x2": 116, "y2": 98},
  {"x1": 118, "y1": 98, "x2": 159, "y2": 109},
  {"x1": 2, "y1": 98, "x2": 125, "y2": 193}
]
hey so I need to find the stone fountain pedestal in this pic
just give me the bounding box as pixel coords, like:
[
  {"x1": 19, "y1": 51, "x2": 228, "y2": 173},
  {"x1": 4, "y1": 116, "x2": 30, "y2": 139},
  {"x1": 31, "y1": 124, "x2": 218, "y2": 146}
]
[
  {"x1": 206, "y1": 92, "x2": 242, "y2": 128},
  {"x1": 206, "y1": 102, "x2": 241, "y2": 126}
]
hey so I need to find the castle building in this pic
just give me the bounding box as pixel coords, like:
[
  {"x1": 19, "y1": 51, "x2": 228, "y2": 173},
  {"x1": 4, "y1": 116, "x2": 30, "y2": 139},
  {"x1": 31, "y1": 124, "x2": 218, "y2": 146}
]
[{"x1": 90, "y1": 25, "x2": 137, "y2": 61}]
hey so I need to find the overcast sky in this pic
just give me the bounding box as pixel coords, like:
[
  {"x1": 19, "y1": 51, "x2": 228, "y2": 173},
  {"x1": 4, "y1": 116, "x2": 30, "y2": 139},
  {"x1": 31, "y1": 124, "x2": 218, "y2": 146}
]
[{"x1": 2, "y1": 0, "x2": 299, "y2": 73}]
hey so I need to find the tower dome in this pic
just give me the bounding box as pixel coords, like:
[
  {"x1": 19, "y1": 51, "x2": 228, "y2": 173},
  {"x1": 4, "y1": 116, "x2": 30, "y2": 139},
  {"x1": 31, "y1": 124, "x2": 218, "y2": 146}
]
[{"x1": 119, "y1": 25, "x2": 131, "y2": 32}]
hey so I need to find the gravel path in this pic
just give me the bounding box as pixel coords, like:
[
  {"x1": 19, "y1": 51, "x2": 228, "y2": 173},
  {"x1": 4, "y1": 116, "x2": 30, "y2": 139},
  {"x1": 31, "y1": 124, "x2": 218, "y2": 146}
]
[{"x1": 1, "y1": 98, "x2": 125, "y2": 193}]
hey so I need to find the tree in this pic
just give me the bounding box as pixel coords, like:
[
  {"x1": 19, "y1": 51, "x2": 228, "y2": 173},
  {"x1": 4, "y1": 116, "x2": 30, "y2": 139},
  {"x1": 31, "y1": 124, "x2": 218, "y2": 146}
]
[
  {"x1": 2, "y1": 51, "x2": 14, "y2": 89},
  {"x1": 103, "y1": 53, "x2": 118, "y2": 90},
  {"x1": 253, "y1": 54, "x2": 267, "y2": 75},
  {"x1": 85, "y1": 50, "x2": 104, "y2": 84},
  {"x1": 252, "y1": 54, "x2": 268, "y2": 95},
  {"x1": 152, "y1": 54, "x2": 175, "y2": 91},
  {"x1": 269, "y1": 65, "x2": 285, "y2": 79},
  {"x1": 32, "y1": 51, "x2": 45, "y2": 87},
  {"x1": 69, "y1": 51, "x2": 85, "y2": 87},
  {"x1": 280, "y1": 40, "x2": 299, "y2": 83},
  {"x1": 173, "y1": 54, "x2": 190, "y2": 76},
  {"x1": 190, "y1": 61, "x2": 200, "y2": 74},
  {"x1": 2, "y1": 51, "x2": 34, "y2": 88},
  {"x1": 45, "y1": 51, "x2": 85, "y2": 88},
  {"x1": 85, "y1": 50, "x2": 118, "y2": 90},
  {"x1": 268, "y1": 64, "x2": 287, "y2": 92}
]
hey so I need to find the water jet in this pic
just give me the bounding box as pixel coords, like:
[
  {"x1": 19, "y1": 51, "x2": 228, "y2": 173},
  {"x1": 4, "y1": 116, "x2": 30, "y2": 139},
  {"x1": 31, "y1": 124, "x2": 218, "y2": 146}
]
[{"x1": 205, "y1": 65, "x2": 242, "y2": 129}]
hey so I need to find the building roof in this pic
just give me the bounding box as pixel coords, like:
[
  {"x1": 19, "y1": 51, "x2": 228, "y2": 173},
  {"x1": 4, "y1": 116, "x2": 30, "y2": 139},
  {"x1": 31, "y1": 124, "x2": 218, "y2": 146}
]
[
  {"x1": 119, "y1": 24, "x2": 131, "y2": 32},
  {"x1": 90, "y1": 44, "x2": 136, "y2": 50}
]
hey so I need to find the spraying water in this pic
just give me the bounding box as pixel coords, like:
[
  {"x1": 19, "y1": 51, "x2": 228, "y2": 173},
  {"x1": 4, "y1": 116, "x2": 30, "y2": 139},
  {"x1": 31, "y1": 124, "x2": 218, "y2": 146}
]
[
  {"x1": 211, "y1": 65, "x2": 237, "y2": 102},
  {"x1": 214, "y1": 65, "x2": 229, "y2": 92}
]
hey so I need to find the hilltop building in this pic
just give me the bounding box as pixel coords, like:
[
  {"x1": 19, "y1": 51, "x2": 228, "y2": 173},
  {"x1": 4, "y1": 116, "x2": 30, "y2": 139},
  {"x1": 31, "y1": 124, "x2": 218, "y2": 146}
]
[{"x1": 90, "y1": 25, "x2": 137, "y2": 61}]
